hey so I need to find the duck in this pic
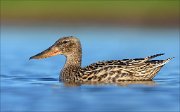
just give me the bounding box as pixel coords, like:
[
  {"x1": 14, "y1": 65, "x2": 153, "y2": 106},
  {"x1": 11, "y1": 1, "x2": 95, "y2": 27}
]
[{"x1": 30, "y1": 36, "x2": 173, "y2": 84}]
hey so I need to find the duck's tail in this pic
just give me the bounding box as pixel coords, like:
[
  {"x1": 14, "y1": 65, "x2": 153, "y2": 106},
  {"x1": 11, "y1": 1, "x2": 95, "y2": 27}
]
[
  {"x1": 145, "y1": 57, "x2": 174, "y2": 79},
  {"x1": 163, "y1": 57, "x2": 174, "y2": 64},
  {"x1": 154, "y1": 57, "x2": 174, "y2": 68}
]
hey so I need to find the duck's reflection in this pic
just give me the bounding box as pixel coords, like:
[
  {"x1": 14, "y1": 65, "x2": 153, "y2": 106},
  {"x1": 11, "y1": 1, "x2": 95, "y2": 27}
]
[
  {"x1": 116, "y1": 80, "x2": 156, "y2": 86},
  {"x1": 62, "y1": 80, "x2": 156, "y2": 87},
  {"x1": 63, "y1": 82, "x2": 81, "y2": 87}
]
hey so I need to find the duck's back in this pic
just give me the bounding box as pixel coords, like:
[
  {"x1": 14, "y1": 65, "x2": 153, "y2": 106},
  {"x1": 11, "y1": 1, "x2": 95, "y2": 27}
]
[{"x1": 80, "y1": 54, "x2": 173, "y2": 82}]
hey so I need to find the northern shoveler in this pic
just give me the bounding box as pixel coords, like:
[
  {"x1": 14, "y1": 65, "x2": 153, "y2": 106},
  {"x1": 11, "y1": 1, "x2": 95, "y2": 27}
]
[{"x1": 30, "y1": 36, "x2": 173, "y2": 84}]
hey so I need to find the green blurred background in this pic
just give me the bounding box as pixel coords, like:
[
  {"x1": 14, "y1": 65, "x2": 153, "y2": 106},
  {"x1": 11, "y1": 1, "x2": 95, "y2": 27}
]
[{"x1": 1, "y1": 0, "x2": 179, "y2": 27}]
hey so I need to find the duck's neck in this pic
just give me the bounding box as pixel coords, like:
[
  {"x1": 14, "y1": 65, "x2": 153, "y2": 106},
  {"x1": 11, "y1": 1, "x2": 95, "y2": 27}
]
[
  {"x1": 65, "y1": 53, "x2": 82, "y2": 68},
  {"x1": 61, "y1": 51, "x2": 82, "y2": 82}
]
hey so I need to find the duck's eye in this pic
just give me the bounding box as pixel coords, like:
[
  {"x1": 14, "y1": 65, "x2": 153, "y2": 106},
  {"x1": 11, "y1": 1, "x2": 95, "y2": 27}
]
[{"x1": 62, "y1": 40, "x2": 69, "y2": 44}]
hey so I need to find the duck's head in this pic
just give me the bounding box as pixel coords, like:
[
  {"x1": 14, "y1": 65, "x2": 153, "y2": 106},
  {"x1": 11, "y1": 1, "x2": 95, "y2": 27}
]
[{"x1": 30, "y1": 36, "x2": 81, "y2": 60}]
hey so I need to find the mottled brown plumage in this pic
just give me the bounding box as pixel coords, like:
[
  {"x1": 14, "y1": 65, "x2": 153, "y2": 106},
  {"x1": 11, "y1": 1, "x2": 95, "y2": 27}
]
[{"x1": 30, "y1": 36, "x2": 173, "y2": 84}]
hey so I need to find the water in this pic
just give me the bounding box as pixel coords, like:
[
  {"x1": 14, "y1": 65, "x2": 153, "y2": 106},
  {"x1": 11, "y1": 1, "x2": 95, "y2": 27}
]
[{"x1": 1, "y1": 25, "x2": 179, "y2": 112}]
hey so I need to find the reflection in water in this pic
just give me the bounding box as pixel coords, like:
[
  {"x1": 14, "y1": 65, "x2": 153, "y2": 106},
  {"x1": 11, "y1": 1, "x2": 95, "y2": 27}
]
[
  {"x1": 116, "y1": 80, "x2": 156, "y2": 86},
  {"x1": 63, "y1": 80, "x2": 156, "y2": 87},
  {"x1": 63, "y1": 81, "x2": 81, "y2": 87}
]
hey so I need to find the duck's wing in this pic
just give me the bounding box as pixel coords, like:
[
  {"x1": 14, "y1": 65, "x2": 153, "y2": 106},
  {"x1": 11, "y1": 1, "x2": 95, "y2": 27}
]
[
  {"x1": 80, "y1": 54, "x2": 173, "y2": 82},
  {"x1": 82, "y1": 59, "x2": 134, "y2": 72},
  {"x1": 82, "y1": 53, "x2": 165, "y2": 72},
  {"x1": 80, "y1": 60, "x2": 131, "y2": 82},
  {"x1": 80, "y1": 59, "x2": 146, "y2": 82}
]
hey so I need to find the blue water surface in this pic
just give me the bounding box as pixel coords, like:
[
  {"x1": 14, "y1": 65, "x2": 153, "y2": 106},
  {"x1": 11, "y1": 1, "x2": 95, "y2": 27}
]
[{"x1": 1, "y1": 25, "x2": 179, "y2": 112}]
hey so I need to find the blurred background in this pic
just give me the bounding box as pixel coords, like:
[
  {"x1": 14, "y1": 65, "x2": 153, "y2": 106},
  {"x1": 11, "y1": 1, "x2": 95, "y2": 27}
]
[
  {"x1": 1, "y1": 0, "x2": 179, "y2": 112},
  {"x1": 1, "y1": 0, "x2": 179, "y2": 27}
]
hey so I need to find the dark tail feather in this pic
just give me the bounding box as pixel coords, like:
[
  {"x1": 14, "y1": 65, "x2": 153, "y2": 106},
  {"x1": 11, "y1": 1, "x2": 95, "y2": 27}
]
[{"x1": 145, "y1": 53, "x2": 165, "y2": 61}]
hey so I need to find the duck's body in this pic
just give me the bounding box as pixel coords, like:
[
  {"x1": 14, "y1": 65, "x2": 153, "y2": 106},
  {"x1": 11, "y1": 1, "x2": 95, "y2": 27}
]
[
  {"x1": 61, "y1": 55, "x2": 172, "y2": 83},
  {"x1": 30, "y1": 36, "x2": 173, "y2": 84}
]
